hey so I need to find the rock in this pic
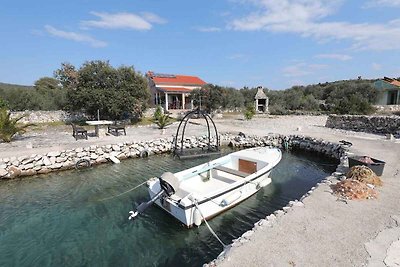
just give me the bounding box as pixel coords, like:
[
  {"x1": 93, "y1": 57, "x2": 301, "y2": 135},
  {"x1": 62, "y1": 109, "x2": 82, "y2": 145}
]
[
  {"x1": 56, "y1": 157, "x2": 67, "y2": 163},
  {"x1": 50, "y1": 163, "x2": 63, "y2": 169},
  {"x1": 42, "y1": 156, "x2": 52, "y2": 166},
  {"x1": 75, "y1": 147, "x2": 83, "y2": 153},
  {"x1": 0, "y1": 163, "x2": 7, "y2": 169},
  {"x1": 0, "y1": 168, "x2": 8, "y2": 178},
  {"x1": 38, "y1": 168, "x2": 51, "y2": 174},
  {"x1": 90, "y1": 153, "x2": 98, "y2": 160},
  {"x1": 22, "y1": 158, "x2": 35, "y2": 165},
  {"x1": 47, "y1": 151, "x2": 61, "y2": 157},
  {"x1": 292, "y1": 201, "x2": 305, "y2": 207},
  {"x1": 50, "y1": 157, "x2": 57, "y2": 164},
  {"x1": 8, "y1": 166, "x2": 21, "y2": 178},
  {"x1": 112, "y1": 145, "x2": 121, "y2": 151},
  {"x1": 283, "y1": 206, "x2": 291, "y2": 212},
  {"x1": 20, "y1": 169, "x2": 36, "y2": 176},
  {"x1": 274, "y1": 210, "x2": 285, "y2": 217},
  {"x1": 23, "y1": 163, "x2": 34, "y2": 170},
  {"x1": 242, "y1": 230, "x2": 254, "y2": 239}
]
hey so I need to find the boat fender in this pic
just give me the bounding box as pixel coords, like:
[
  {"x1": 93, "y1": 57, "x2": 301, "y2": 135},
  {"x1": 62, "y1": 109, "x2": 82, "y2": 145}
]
[
  {"x1": 75, "y1": 159, "x2": 91, "y2": 169},
  {"x1": 139, "y1": 149, "x2": 149, "y2": 158},
  {"x1": 193, "y1": 209, "x2": 202, "y2": 227},
  {"x1": 258, "y1": 178, "x2": 271, "y2": 188},
  {"x1": 220, "y1": 191, "x2": 242, "y2": 207}
]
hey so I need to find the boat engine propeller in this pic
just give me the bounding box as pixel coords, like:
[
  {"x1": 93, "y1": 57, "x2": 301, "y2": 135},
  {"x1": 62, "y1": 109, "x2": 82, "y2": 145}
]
[{"x1": 128, "y1": 178, "x2": 176, "y2": 221}]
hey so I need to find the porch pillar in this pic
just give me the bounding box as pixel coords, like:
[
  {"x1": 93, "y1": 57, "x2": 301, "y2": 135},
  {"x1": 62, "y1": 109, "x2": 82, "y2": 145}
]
[
  {"x1": 182, "y1": 94, "x2": 186, "y2": 109},
  {"x1": 165, "y1": 93, "x2": 169, "y2": 111}
]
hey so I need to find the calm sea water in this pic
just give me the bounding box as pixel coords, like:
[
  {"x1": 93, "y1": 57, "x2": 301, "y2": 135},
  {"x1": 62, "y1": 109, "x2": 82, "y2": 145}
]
[{"x1": 0, "y1": 149, "x2": 336, "y2": 267}]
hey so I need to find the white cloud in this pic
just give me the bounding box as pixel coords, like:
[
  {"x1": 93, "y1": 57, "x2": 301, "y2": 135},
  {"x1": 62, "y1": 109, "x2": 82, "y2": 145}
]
[
  {"x1": 283, "y1": 62, "x2": 328, "y2": 77},
  {"x1": 315, "y1": 53, "x2": 352, "y2": 61},
  {"x1": 372, "y1": 63, "x2": 383, "y2": 70},
  {"x1": 229, "y1": 0, "x2": 400, "y2": 50},
  {"x1": 81, "y1": 12, "x2": 166, "y2": 31},
  {"x1": 44, "y1": 25, "x2": 107, "y2": 47},
  {"x1": 196, "y1": 27, "x2": 221, "y2": 32},
  {"x1": 364, "y1": 0, "x2": 400, "y2": 8}
]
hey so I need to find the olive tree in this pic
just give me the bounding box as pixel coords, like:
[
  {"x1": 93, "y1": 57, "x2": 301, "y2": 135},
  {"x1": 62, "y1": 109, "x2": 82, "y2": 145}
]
[{"x1": 55, "y1": 60, "x2": 150, "y2": 120}]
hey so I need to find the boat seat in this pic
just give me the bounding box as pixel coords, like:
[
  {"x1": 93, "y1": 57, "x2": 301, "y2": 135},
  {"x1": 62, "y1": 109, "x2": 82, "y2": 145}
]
[{"x1": 214, "y1": 166, "x2": 248, "y2": 178}]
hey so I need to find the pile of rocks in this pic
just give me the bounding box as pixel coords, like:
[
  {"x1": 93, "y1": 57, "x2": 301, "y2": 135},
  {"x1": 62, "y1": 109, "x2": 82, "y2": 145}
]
[
  {"x1": 229, "y1": 134, "x2": 344, "y2": 159},
  {"x1": 326, "y1": 114, "x2": 400, "y2": 135}
]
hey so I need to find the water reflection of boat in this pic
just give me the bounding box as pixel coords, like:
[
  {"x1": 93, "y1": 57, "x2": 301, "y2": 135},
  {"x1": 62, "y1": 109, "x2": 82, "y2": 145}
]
[{"x1": 129, "y1": 147, "x2": 282, "y2": 227}]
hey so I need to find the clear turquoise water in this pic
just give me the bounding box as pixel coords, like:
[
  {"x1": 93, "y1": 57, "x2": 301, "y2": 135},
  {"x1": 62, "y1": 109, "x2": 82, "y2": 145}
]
[{"x1": 0, "y1": 149, "x2": 336, "y2": 267}]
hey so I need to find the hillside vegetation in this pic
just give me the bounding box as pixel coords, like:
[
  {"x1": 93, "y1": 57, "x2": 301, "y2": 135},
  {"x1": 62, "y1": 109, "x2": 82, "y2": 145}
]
[
  {"x1": 191, "y1": 79, "x2": 378, "y2": 115},
  {"x1": 0, "y1": 69, "x2": 378, "y2": 115}
]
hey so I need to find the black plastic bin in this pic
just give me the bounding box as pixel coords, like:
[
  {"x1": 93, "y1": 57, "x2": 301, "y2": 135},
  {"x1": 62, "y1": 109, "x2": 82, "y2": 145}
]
[{"x1": 348, "y1": 156, "x2": 385, "y2": 176}]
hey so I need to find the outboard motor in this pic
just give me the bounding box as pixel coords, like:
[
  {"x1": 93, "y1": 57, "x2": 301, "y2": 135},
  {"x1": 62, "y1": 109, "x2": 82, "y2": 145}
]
[{"x1": 128, "y1": 172, "x2": 179, "y2": 220}]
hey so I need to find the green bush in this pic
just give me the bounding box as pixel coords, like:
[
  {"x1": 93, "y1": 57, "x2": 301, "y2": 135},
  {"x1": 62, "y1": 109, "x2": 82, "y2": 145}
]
[
  {"x1": 153, "y1": 105, "x2": 163, "y2": 121},
  {"x1": 0, "y1": 108, "x2": 34, "y2": 142},
  {"x1": 0, "y1": 97, "x2": 7, "y2": 109},
  {"x1": 55, "y1": 60, "x2": 150, "y2": 120},
  {"x1": 244, "y1": 105, "x2": 256, "y2": 120},
  {"x1": 154, "y1": 114, "x2": 173, "y2": 129}
]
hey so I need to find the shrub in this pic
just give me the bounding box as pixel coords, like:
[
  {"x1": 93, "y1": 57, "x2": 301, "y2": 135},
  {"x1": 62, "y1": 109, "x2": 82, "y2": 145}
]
[
  {"x1": 0, "y1": 97, "x2": 7, "y2": 109},
  {"x1": 155, "y1": 114, "x2": 173, "y2": 129},
  {"x1": 244, "y1": 105, "x2": 256, "y2": 120},
  {"x1": 153, "y1": 105, "x2": 163, "y2": 121},
  {"x1": 0, "y1": 108, "x2": 34, "y2": 142}
]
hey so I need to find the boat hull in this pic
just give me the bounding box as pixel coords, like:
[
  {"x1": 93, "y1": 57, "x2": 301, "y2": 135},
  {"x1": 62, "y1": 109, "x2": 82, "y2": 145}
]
[{"x1": 148, "y1": 170, "x2": 272, "y2": 227}]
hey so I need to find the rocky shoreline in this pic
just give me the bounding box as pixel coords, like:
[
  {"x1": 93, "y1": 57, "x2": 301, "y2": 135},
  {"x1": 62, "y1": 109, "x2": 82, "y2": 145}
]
[{"x1": 0, "y1": 132, "x2": 344, "y2": 180}]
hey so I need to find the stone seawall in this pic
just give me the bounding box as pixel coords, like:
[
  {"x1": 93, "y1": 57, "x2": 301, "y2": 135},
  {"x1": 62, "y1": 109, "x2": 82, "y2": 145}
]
[
  {"x1": 325, "y1": 114, "x2": 400, "y2": 135},
  {"x1": 11, "y1": 111, "x2": 87, "y2": 124},
  {"x1": 0, "y1": 133, "x2": 343, "y2": 180}
]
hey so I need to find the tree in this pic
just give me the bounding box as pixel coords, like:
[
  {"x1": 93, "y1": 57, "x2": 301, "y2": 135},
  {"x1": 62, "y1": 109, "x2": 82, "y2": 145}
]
[
  {"x1": 56, "y1": 60, "x2": 150, "y2": 119},
  {"x1": 32, "y1": 77, "x2": 66, "y2": 110},
  {"x1": 191, "y1": 84, "x2": 224, "y2": 113},
  {"x1": 244, "y1": 105, "x2": 256, "y2": 120},
  {"x1": 0, "y1": 108, "x2": 34, "y2": 142}
]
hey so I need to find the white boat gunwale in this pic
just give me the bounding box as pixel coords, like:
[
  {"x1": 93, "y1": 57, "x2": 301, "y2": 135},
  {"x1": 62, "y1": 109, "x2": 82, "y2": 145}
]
[{"x1": 173, "y1": 163, "x2": 278, "y2": 210}]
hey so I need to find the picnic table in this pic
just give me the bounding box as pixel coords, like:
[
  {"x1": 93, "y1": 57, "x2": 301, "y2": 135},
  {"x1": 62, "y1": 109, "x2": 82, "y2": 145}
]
[{"x1": 86, "y1": 120, "x2": 113, "y2": 137}]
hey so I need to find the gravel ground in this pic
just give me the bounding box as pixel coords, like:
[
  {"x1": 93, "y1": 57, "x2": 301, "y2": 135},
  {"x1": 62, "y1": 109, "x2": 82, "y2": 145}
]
[{"x1": 1, "y1": 115, "x2": 399, "y2": 266}]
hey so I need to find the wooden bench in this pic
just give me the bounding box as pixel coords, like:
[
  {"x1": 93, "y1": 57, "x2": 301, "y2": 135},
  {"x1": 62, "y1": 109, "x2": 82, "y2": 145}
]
[
  {"x1": 71, "y1": 124, "x2": 87, "y2": 140},
  {"x1": 214, "y1": 166, "x2": 248, "y2": 178},
  {"x1": 108, "y1": 122, "x2": 126, "y2": 136}
]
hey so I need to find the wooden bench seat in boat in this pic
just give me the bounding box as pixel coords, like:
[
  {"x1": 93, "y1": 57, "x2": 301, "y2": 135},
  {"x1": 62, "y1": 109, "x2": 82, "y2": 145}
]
[{"x1": 213, "y1": 166, "x2": 248, "y2": 178}]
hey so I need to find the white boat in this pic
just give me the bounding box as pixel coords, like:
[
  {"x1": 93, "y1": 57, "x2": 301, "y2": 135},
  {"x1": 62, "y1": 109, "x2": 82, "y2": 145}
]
[{"x1": 129, "y1": 147, "x2": 282, "y2": 227}]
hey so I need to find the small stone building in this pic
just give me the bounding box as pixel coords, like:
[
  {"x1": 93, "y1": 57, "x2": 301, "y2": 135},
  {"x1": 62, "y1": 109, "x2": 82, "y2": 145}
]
[{"x1": 254, "y1": 86, "x2": 269, "y2": 113}]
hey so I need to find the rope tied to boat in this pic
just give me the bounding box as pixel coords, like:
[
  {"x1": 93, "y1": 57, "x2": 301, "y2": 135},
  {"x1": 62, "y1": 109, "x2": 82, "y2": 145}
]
[
  {"x1": 98, "y1": 181, "x2": 148, "y2": 202},
  {"x1": 193, "y1": 199, "x2": 228, "y2": 249}
]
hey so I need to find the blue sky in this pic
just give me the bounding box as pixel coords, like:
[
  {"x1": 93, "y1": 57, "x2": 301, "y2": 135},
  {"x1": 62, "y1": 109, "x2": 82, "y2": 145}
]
[{"x1": 1, "y1": 0, "x2": 400, "y2": 89}]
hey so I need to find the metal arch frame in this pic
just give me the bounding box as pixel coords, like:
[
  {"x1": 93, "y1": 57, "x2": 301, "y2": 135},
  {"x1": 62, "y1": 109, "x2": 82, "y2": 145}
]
[{"x1": 173, "y1": 108, "x2": 220, "y2": 158}]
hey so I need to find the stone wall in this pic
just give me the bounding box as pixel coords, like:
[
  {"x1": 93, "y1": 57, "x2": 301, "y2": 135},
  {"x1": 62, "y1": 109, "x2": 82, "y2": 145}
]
[
  {"x1": 0, "y1": 133, "x2": 343, "y2": 180},
  {"x1": 374, "y1": 105, "x2": 400, "y2": 113},
  {"x1": 326, "y1": 114, "x2": 400, "y2": 135},
  {"x1": 11, "y1": 111, "x2": 87, "y2": 124}
]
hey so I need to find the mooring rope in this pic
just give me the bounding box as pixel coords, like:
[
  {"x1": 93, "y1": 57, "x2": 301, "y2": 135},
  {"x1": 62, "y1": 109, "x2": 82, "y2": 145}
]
[
  {"x1": 98, "y1": 181, "x2": 147, "y2": 202},
  {"x1": 193, "y1": 199, "x2": 227, "y2": 249}
]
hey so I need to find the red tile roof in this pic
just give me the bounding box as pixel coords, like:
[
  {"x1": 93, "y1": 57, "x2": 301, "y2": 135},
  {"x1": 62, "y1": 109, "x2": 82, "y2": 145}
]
[
  {"x1": 383, "y1": 77, "x2": 400, "y2": 87},
  {"x1": 156, "y1": 87, "x2": 192, "y2": 93},
  {"x1": 147, "y1": 71, "x2": 206, "y2": 86}
]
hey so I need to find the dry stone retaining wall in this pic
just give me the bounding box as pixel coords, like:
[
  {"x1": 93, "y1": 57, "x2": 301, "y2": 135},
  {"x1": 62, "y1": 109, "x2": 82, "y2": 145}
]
[
  {"x1": 11, "y1": 111, "x2": 87, "y2": 124},
  {"x1": 326, "y1": 114, "x2": 400, "y2": 135},
  {"x1": 0, "y1": 133, "x2": 343, "y2": 180}
]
